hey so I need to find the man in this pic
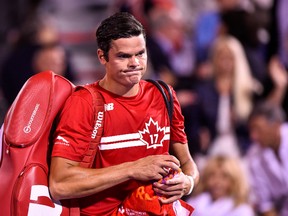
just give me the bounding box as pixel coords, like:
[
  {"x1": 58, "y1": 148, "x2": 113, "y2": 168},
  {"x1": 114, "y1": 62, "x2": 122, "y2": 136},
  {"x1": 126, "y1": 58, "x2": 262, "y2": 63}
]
[
  {"x1": 247, "y1": 102, "x2": 288, "y2": 216},
  {"x1": 49, "y1": 12, "x2": 199, "y2": 215}
]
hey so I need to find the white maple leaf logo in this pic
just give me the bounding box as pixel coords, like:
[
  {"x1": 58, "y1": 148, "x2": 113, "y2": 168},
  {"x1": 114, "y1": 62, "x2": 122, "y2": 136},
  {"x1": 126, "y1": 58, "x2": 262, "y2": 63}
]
[{"x1": 139, "y1": 117, "x2": 166, "y2": 149}]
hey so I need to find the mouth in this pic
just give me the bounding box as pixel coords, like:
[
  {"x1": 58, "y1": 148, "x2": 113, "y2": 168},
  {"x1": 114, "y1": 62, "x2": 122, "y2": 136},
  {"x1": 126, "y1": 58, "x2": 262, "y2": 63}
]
[
  {"x1": 121, "y1": 69, "x2": 143, "y2": 84},
  {"x1": 122, "y1": 68, "x2": 143, "y2": 74}
]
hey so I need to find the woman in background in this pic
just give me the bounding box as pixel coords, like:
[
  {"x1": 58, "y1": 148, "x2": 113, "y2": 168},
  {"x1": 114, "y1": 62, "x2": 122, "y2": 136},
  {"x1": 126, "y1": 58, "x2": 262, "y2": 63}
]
[
  {"x1": 186, "y1": 155, "x2": 255, "y2": 216},
  {"x1": 184, "y1": 35, "x2": 261, "y2": 157}
]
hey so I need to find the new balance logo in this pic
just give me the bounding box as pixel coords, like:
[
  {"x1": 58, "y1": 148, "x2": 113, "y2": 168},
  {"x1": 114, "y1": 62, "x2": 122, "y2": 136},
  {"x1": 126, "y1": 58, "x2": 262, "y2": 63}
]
[
  {"x1": 56, "y1": 135, "x2": 69, "y2": 143},
  {"x1": 105, "y1": 103, "x2": 114, "y2": 111}
]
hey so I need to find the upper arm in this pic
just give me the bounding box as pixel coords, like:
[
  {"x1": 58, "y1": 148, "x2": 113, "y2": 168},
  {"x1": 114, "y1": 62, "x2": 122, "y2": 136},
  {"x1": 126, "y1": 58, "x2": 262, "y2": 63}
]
[
  {"x1": 52, "y1": 92, "x2": 94, "y2": 161},
  {"x1": 49, "y1": 157, "x2": 79, "y2": 186},
  {"x1": 49, "y1": 156, "x2": 86, "y2": 200},
  {"x1": 170, "y1": 88, "x2": 188, "y2": 144},
  {"x1": 170, "y1": 142, "x2": 191, "y2": 166}
]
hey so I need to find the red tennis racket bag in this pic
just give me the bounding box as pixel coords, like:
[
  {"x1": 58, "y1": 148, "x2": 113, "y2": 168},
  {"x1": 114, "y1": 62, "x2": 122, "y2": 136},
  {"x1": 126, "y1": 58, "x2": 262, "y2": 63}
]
[{"x1": 0, "y1": 71, "x2": 75, "y2": 216}]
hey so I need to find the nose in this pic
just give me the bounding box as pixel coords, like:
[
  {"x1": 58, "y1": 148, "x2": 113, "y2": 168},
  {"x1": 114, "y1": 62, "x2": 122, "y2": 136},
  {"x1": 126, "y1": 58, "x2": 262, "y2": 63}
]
[{"x1": 128, "y1": 56, "x2": 140, "y2": 67}]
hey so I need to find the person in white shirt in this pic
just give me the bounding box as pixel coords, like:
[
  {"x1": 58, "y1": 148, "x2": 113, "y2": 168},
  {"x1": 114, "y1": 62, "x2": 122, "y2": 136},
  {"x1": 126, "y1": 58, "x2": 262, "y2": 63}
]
[
  {"x1": 186, "y1": 155, "x2": 255, "y2": 216},
  {"x1": 247, "y1": 102, "x2": 288, "y2": 216}
]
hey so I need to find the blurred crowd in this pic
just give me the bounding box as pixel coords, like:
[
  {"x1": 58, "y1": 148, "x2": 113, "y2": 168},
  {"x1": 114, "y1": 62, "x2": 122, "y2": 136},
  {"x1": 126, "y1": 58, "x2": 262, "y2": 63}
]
[{"x1": 0, "y1": 0, "x2": 288, "y2": 215}]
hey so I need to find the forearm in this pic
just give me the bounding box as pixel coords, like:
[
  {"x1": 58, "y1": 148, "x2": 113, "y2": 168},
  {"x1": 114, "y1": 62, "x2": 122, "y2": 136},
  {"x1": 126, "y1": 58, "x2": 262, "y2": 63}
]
[
  {"x1": 266, "y1": 56, "x2": 288, "y2": 106},
  {"x1": 49, "y1": 154, "x2": 180, "y2": 200},
  {"x1": 181, "y1": 157, "x2": 199, "y2": 185},
  {"x1": 266, "y1": 85, "x2": 287, "y2": 106},
  {"x1": 154, "y1": 142, "x2": 199, "y2": 203},
  {"x1": 171, "y1": 142, "x2": 199, "y2": 184},
  {"x1": 49, "y1": 158, "x2": 134, "y2": 200},
  {"x1": 170, "y1": 142, "x2": 200, "y2": 196}
]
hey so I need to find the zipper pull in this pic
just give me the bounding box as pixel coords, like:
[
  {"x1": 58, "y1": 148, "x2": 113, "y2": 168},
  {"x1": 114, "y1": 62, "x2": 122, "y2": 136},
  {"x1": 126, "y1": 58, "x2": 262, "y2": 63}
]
[{"x1": 6, "y1": 143, "x2": 10, "y2": 154}]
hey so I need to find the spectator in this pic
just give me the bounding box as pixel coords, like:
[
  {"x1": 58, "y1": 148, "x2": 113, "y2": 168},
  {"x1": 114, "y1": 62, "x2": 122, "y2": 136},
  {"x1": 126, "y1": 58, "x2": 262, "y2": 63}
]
[
  {"x1": 186, "y1": 155, "x2": 255, "y2": 216},
  {"x1": 246, "y1": 102, "x2": 288, "y2": 216},
  {"x1": 192, "y1": 1, "x2": 219, "y2": 63},
  {"x1": 0, "y1": 15, "x2": 75, "y2": 105},
  {"x1": 220, "y1": 0, "x2": 272, "y2": 83},
  {"x1": 184, "y1": 35, "x2": 260, "y2": 157},
  {"x1": 146, "y1": 6, "x2": 196, "y2": 89},
  {"x1": 112, "y1": 0, "x2": 175, "y2": 32},
  {"x1": 268, "y1": 0, "x2": 288, "y2": 69},
  {"x1": 266, "y1": 0, "x2": 288, "y2": 117}
]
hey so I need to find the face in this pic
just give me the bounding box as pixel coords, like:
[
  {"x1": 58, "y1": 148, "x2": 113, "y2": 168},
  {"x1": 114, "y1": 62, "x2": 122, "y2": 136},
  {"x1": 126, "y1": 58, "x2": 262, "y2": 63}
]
[
  {"x1": 164, "y1": 9, "x2": 186, "y2": 48},
  {"x1": 249, "y1": 116, "x2": 277, "y2": 148},
  {"x1": 33, "y1": 46, "x2": 66, "y2": 75},
  {"x1": 206, "y1": 167, "x2": 232, "y2": 200},
  {"x1": 213, "y1": 44, "x2": 234, "y2": 78},
  {"x1": 98, "y1": 34, "x2": 147, "y2": 88}
]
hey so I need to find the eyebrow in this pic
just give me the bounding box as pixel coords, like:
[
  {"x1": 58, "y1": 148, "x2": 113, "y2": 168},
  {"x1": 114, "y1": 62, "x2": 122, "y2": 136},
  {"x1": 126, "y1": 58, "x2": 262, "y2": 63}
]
[{"x1": 117, "y1": 48, "x2": 146, "y2": 56}]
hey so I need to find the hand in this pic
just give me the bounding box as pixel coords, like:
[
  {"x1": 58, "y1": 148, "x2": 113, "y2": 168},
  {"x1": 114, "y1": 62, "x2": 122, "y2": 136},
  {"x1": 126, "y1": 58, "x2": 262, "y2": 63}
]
[
  {"x1": 268, "y1": 56, "x2": 288, "y2": 89},
  {"x1": 152, "y1": 172, "x2": 191, "y2": 204},
  {"x1": 129, "y1": 154, "x2": 180, "y2": 182}
]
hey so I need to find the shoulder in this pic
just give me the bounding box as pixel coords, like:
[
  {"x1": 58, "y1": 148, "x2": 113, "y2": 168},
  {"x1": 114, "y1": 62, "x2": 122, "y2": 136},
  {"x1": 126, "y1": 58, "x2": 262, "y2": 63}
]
[
  {"x1": 141, "y1": 79, "x2": 172, "y2": 95},
  {"x1": 61, "y1": 84, "x2": 97, "y2": 112},
  {"x1": 232, "y1": 203, "x2": 255, "y2": 216},
  {"x1": 246, "y1": 143, "x2": 262, "y2": 161},
  {"x1": 72, "y1": 82, "x2": 103, "y2": 102},
  {"x1": 186, "y1": 192, "x2": 211, "y2": 206},
  {"x1": 143, "y1": 79, "x2": 174, "y2": 93},
  {"x1": 245, "y1": 144, "x2": 265, "y2": 175}
]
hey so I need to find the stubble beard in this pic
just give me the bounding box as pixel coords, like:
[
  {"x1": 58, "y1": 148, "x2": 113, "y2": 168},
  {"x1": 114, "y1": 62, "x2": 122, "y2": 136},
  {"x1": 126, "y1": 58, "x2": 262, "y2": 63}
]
[
  {"x1": 128, "y1": 74, "x2": 142, "y2": 84},
  {"x1": 123, "y1": 69, "x2": 144, "y2": 84}
]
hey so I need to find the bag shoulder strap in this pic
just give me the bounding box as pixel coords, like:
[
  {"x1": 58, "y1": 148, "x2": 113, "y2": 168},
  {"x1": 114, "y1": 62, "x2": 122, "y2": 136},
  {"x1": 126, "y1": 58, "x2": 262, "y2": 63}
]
[
  {"x1": 68, "y1": 84, "x2": 105, "y2": 215},
  {"x1": 145, "y1": 79, "x2": 174, "y2": 123},
  {"x1": 75, "y1": 84, "x2": 105, "y2": 168}
]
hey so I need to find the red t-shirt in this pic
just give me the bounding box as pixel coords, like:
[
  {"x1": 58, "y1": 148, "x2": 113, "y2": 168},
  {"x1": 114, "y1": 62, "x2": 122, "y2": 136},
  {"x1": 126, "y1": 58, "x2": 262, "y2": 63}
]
[{"x1": 52, "y1": 80, "x2": 188, "y2": 215}]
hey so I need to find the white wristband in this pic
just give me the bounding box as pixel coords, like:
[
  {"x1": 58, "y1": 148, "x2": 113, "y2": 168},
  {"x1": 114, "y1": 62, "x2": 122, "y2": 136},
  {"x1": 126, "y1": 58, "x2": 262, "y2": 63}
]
[{"x1": 185, "y1": 175, "x2": 194, "y2": 195}]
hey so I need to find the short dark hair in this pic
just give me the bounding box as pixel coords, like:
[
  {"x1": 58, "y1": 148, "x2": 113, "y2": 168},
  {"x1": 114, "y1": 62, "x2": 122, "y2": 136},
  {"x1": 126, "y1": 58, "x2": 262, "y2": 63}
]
[
  {"x1": 249, "y1": 101, "x2": 286, "y2": 123},
  {"x1": 96, "y1": 12, "x2": 146, "y2": 61}
]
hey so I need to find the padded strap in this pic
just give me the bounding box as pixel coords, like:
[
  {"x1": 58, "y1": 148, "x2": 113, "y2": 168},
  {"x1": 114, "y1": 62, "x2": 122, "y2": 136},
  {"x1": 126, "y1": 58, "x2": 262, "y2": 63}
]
[
  {"x1": 77, "y1": 84, "x2": 105, "y2": 168},
  {"x1": 156, "y1": 80, "x2": 174, "y2": 120},
  {"x1": 0, "y1": 124, "x2": 3, "y2": 164},
  {"x1": 146, "y1": 79, "x2": 174, "y2": 123},
  {"x1": 69, "y1": 84, "x2": 105, "y2": 216}
]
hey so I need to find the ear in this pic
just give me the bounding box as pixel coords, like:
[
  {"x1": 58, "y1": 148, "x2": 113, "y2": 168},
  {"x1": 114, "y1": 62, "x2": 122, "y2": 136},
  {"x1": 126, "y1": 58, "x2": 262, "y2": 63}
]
[{"x1": 97, "y1": 49, "x2": 106, "y2": 64}]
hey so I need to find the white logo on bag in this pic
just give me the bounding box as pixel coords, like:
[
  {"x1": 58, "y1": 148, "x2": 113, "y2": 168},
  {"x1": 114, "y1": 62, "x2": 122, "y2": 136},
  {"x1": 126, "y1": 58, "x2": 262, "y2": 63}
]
[
  {"x1": 91, "y1": 111, "x2": 104, "y2": 139},
  {"x1": 28, "y1": 185, "x2": 62, "y2": 216},
  {"x1": 23, "y1": 103, "x2": 40, "y2": 134}
]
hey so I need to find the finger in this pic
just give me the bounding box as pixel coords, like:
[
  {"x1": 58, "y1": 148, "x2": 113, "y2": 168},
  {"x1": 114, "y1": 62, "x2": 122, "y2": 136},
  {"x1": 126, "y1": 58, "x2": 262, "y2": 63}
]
[
  {"x1": 159, "y1": 195, "x2": 181, "y2": 204},
  {"x1": 159, "y1": 155, "x2": 180, "y2": 167},
  {"x1": 154, "y1": 186, "x2": 183, "y2": 196},
  {"x1": 166, "y1": 155, "x2": 181, "y2": 167},
  {"x1": 153, "y1": 182, "x2": 183, "y2": 195},
  {"x1": 160, "y1": 161, "x2": 180, "y2": 172},
  {"x1": 165, "y1": 172, "x2": 185, "y2": 185}
]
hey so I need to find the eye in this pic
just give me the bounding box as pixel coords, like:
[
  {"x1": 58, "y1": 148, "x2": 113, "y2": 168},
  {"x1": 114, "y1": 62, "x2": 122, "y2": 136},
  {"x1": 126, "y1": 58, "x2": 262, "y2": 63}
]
[
  {"x1": 136, "y1": 51, "x2": 145, "y2": 57},
  {"x1": 118, "y1": 54, "x2": 131, "y2": 59}
]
